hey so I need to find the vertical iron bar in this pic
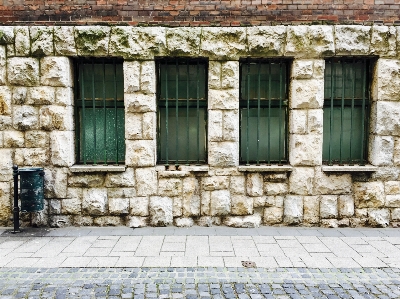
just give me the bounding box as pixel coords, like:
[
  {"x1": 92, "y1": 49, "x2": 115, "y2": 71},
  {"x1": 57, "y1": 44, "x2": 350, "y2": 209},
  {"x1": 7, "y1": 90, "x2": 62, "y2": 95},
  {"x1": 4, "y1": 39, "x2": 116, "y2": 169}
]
[
  {"x1": 257, "y1": 62, "x2": 261, "y2": 165},
  {"x1": 196, "y1": 61, "x2": 200, "y2": 165},
  {"x1": 278, "y1": 60, "x2": 283, "y2": 164},
  {"x1": 103, "y1": 61, "x2": 107, "y2": 165},
  {"x1": 340, "y1": 60, "x2": 345, "y2": 164},
  {"x1": 360, "y1": 59, "x2": 366, "y2": 165},
  {"x1": 165, "y1": 62, "x2": 169, "y2": 165},
  {"x1": 92, "y1": 61, "x2": 97, "y2": 165},
  {"x1": 175, "y1": 61, "x2": 179, "y2": 165},
  {"x1": 81, "y1": 63, "x2": 86, "y2": 164},
  {"x1": 186, "y1": 63, "x2": 189, "y2": 165},
  {"x1": 12, "y1": 165, "x2": 20, "y2": 233},
  {"x1": 350, "y1": 58, "x2": 355, "y2": 164},
  {"x1": 113, "y1": 61, "x2": 118, "y2": 165},
  {"x1": 246, "y1": 62, "x2": 250, "y2": 165},
  {"x1": 267, "y1": 62, "x2": 271, "y2": 165},
  {"x1": 329, "y1": 60, "x2": 334, "y2": 165}
]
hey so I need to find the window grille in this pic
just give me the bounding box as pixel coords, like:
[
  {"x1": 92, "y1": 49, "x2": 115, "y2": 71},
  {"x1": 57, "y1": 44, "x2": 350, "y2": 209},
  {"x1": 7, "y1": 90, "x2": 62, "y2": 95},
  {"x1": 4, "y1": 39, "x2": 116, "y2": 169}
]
[
  {"x1": 240, "y1": 59, "x2": 289, "y2": 165},
  {"x1": 74, "y1": 58, "x2": 125, "y2": 165},
  {"x1": 323, "y1": 58, "x2": 371, "y2": 165},
  {"x1": 157, "y1": 58, "x2": 208, "y2": 165}
]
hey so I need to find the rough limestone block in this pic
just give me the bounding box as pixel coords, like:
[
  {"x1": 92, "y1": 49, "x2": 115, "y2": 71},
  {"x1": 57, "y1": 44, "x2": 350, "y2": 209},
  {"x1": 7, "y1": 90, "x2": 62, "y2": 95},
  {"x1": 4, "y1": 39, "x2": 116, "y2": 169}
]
[
  {"x1": 289, "y1": 167, "x2": 314, "y2": 195},
  {"x1": 369, "y1": 135, "x2": 394, "y2": 166},
  {"x1": 158, "y1": 178, "x2": 182, "y2": 197},
  {"x1": 136, "y1": 168, "x2": 157, "y2": 196},
  {"x1": 7, "y1": 57, "x2": 39, "y2": 86},
  {"x1": 72, "y1": 215, "x2": 93, "y2": 226},
  {"x1": 109, "y1": 26, "x2": 166, "y2": 59},
  {"x1": 125, "y1": 93, "x2": 156, "y2": 113},
  {"x1": 142, "y1": 112, "x2": 156, "y2": 140},
  {"x1": 130, "y1": 197, "x2": 149, "y2": 216},
  {"x1": 370, "y1": 26, "x2": 396, "y2": 57},
  {"x1": 0, "y1": 26, "x2": 14, "y2": 44},
  {"x1": 40, "y1": 57, "x2": 73, "y2": 87},
  {"x1": 14, "y1": 26, "x2": 30, "y2": 56},
  {"x1": 54, "y1": 26, "x2": 76, "y2": 56},
  {"x1": 372, "y1": 59, "x2": 400, "y2": 101},
  {"x1": 108, "y1": 188, "x2": 135, "y2": 199},
  {"x1": 289, "y1": 110, "x2": 307, "y2": 134},
  {"x1": 26, "y1": 86, "x2": 56, "y2": 105},
  {"x1": 208, "y1": 110, "x2": 223, "y2": 141},
  {"x1": 224, "y1": 215, "x2": 261, "y2": 228},
  {"x1": 123, "y1": 61, "x2": 140, "y2": 93},
  {"x1": 174, "y1": 217, "x2": 194, "y2": 227},
  {"x1": 391, "y1": 208, "x2": 400, "y2": 221},
  {"x1": 372, "y1": 101, "x2": 400, "y2": 135},
  {"x1": 94, "y1": 216, "x2": 123, "y2": 226},
  {"x1": 0, "y1": 115, "x2": 12, "y2": 131},
  {"x1": 247, "y1": 26, "x2": 286, "y2": 56},
  {"x1": 44, "y1": 167, "x2": 68, "y2": 198},
  {"x1": 82, "y1": 188, "x2": 107, "y2": 215},
  {"x1": 50, "y1": 131, "x2": 74, "y2": 166},
  {"x1": 368, "y1": 208, "x2": 389, "y2": 227},
  {"x1": 292, "y1": 60, "x2": 314, "y2": 79},
  {"x1": 0, "y1": 148, "x2": 13, "y2": 169},
  {"x1": 334, "y1": 25, "x2": 371, "y2": 55},
  {"x1": 266, "y1": 195, "x2": 284, "y2": 208},
  {"x1": 208, "y1": 141, "x2": 238, "y2": 167},
  {"x1": 200, "y1": 27, "x2": 247, "y2": 60},
  {"x1": 49, "y1": 199, "x2": 61, "y2": 214},
  {"x1": 208, "y1": 89, "x2": 239, "y2": 110},
  {"x1": 75, "y1": 26, "x2": 110, "y2": 56},
  {"x1": 385, "y1": 195, "x2": 400, "y2": 208},
  {"x1": 247, "y1": 173, "x2": 263, "y2": 196},
  {"x1": 61, "y1": 198, "x2": 82, "y2": 215},
  {"x1": 308, "y1": 109, "x2": 323, "y2": 134},
  {"x1": 173, "y1": 197, "x2": 183, "y2": 217},
  {"x1": 210, "y1": 190, "x2": 231, "y2": 216},
  {"x1": 284, "y1": 195, "x2": 303, "y2": 224},
  {"x1": 223, "y1": 110, "x2": 239, "y2": 142},
  {"x1": 314, "y1": 168, "x2": 352, "y2": 195},
  {"x1": 109, "y1": 198, "x2": 129, "y2": 215},
  {"x1": 13, "y1": 105, "x2": 39, "y2": 130},
  {"x1": 125, "y1": 113, "x2": 142, "y2": 140},
  {"x1": 320, "y1": 195, "x2": 338, "y2": 219},
  {"x1": 0, "y1": 86, "x2": 11, "y2": 116},
  {"x1": 201, "y1": 191, "x2": 211, "y2": 216},
  {"x1": 125, "y1": 140, "x2": 155, "y2": 167},
  {"x1": 289, "y1": 134, "x2": 322, "y2": 166},
  {"x1": 394, "y1": 137, "x2": 400, "y2": 166},
  {"x1": 55, "y1": 87, "x2": 73, "y2": 106},
  {"x1": 182, "y1": 177, "x2": 200, "y2": 217},
  {"x1": 253, "y1": 196, "x2": 266, "y2": 208},
  {"x1": 149, "y1": 196, "x2": 173, "y2": 226},
  {"x1": 68, "y1": 173, "x2": 105, "y2": 188},
  {"x1": 385, "y1": 181, "x2": 400, "y2": 194},
  {"x1": 0, "y1": 182, "x2": 11, "y2": 225},
  {"x1": 50, "y1": 215, "x2": 72, "y2": 228},
  {"x1": 128, "y1": 216, "x2": 148, "y2": 228},
  {"x1": 202, "y1": 176, "x2": 229, "y2": 191},
  {"x1": 39, "y1": 106, "x2": 73, "y2": 131},
  {"x1": 290, "y1": 79, "x2": 324, "y2": 109},
  {"x1": 264, "y1": 182, "x2": 288, "y2": 195},
  {"x1": 231, "y1": 195, "x2": 253, "y2": 215},
  {"x1": 354, "y1": 182, "x2": 385, "y2": 208},
  {"x1": 12, "y1": 87, "x2": 27, "y2": 105},
  {"x1": 166, "y1": 27, "x2": 201, "y2": 56},
  {"x1": 338, "y1": 195, "x2": 355, "y2": 218},
  {"x1": 14, "y1": 148, "x2": 49, "y2": 166},
  {"x1": 208, "y1": 61, "x2": 239, "y2": 90},
  {"x1": 30, "y1": 26, "x2": 54, "y2": 56},
  {"x1": 303, "y1": 196, "x2": 320, "y2": 224},
  {"x1": 0, "y1": 46, "x2": 5, "y2": 85},
  {"x1": 140, "y1": 61, "x2": 156, "y2": 94},
  {"x1": 230, "y1": 176, "x2": 245, "y2": 195},
  {"x1": 263, "y1": 206, "x2": 283, "y2": 224},
  {"x1": 285, "y1": 26, "x2": 334, "y2": 58},
  {"x1": 105, "y1": 168, "x2": 135, "y2": 188}
]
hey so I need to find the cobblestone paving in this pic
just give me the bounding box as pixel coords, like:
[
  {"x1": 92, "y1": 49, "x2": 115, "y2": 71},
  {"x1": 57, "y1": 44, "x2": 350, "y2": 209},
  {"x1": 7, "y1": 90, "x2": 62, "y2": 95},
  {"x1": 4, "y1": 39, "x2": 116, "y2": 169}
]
[{"x1": 1, "y1": 267, "x2": 400, "y2": 298}]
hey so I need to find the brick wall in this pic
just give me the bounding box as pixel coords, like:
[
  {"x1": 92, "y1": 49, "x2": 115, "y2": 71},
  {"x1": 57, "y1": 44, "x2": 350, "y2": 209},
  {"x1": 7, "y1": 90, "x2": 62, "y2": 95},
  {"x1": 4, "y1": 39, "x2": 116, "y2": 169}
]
[{"x1": 0, "y1": 1, "x2": 399, "y2": 26}]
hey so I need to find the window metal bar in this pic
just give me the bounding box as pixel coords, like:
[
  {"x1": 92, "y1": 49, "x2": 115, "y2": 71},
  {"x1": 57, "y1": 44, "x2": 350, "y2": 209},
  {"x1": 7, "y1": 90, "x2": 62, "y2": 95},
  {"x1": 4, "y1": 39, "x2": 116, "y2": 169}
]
[
  {"x1": 165, "y1": 62, "x2": 169, "y2": 166},
  {"x1": 102, "y1": 61, "x2": 107, "y2": 165},
  {"x1": 196, "y1": 61, "x2": 200, "y2": 165},
  {"x1": 186, "y1": 63, "x2": 190, "y2": 165},
  {"x1": 279, "y1": 61, "x2": 283, "y2": 165},
  {"x1": 350, "y1": 58, "x2": 355, "y2": 164},
  {"x1": 340, "y1": 61, "x2": 345, "y2": 164},
  {"x1": 360, "y1": 59, "x2": 366, "y2": 165},
  {"x1": 256, "y1": 63, "x2": 261, "y2": 165},
  {"x1": 267, "y1": 63, "x2": 271, "y2": 165},
  {"x1": 329, "y1": 60, "x2": 334, "y2": 165},
  {"x1": 246, "y1": 63, "x2": 250, "y2": 165},
  {"x1": 91, "y1": 61, "x2": 97, "y2": 165},
  {"x1": 113, "y1": 61, "x2": 119, "y2": 165},
  {"x1": 80, "y1": 63, "x2": 86, "y2": 165},
  {"x1": 175, "y1": 61, "x2": 179, "y2": 166}
]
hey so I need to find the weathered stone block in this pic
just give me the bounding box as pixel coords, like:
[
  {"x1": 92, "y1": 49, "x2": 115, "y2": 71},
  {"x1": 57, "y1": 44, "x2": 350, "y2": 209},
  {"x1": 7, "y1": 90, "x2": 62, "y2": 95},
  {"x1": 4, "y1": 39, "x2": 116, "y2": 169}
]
[
  {"x1": 0, "y1": 46, "x2": 5, "y2": 85},
  {"x1": 0, "y1": 87, "x2": 11, "y2": 116},
  {"x1": 40, "y1": 106, "x2": 73, "y2": 131},
  {"x1": 308, "y1": 109, "x2": 323, "y2": 134},
  {"x1": 200, "y1": 27, "x2": 246, "y2": 60},
  {"x1": 82, "y1": 188, "x2": 107, "y2": 215},
  {"x1": 27, "y1": 87, "x2": 55, "y2": 105},
  {"x1": 247, "y1": 26, "x2": 286, "y2": 56},
  {"x1": 289, "y1": 167, "x2": 314, "y2": 195},
  {"x1": 173, "y1": 197, "x2": 183, "y2": 217},
  {"x1": 292, "y1": 60, "x2": 314, "y2": 79},
  {"x1": 289, "y1": 134, "x2": 322, "y2": 166},
  {"x1": 314, "y1": 168, "x2": 352, "y2": 195},
  {"x1": 54, "y1": 26, "x2": 77, "y2": 56},
  {"x1": 158, "y1": 178, "x2": 182, "y2": 197},
  {"x1": 73, "y1": 215, "x2": 93, "y2": 226},
  {"x1": 0, "y1": 115, "x2": 12, "y2": 131},
  {"x1": 208, "y1": 61, "x2": 239, "y2": 90},
  {"x1": 264, "y1": 182, "x2": 288, "y2": 195},
  {"x1": 201, "y1": 191, "x2": 211, "y2": 216},
  {"x1": 55, "y1": 87, "x2": 73, "y2": 106},
  {"x1": 12, "y1": 87, "x2": 27, "y2": 105},
  {"x1": 136, "y1": 168, "x2": 157, "y2": 196},
  {"x1": 14, "y1": 148, "x2": 49, "y2": 166},
  {"x1": 264, "y1": 207, "x2": 283, "y2": 224},
  {"x1": 130, "y1": 197, "x2": 149, "y2": 216},
  {"x1": 50, "y1": 131, "x2": 74, "y2": 166},
  {"x1": 7, "y1": 58, "x2": 39, "y2": 86},
  {"x1": 370, "y1": 26, "x2": 396, "y2": 57},
  {"x1": 320, "y1": 195, "x2": 338, "y2": 219},
  {"x1": 44, "y1": 167, "x2": 68, "y2": 198},
  {"x1": 149, "y1": 196, "x2": 173, "y2": 226},
  {"x1": 224, "y1": 215, "x2": 261, "y2": 228},
  {"x1": 182, "y1": 177, "x2": 200, "y2": 217},
  {"x1": 0, "y1": 182, "x2": 11, "y2": 225},
  {"x1": 40, "y1": 57, "x2": 73, "y2": 87},
  {"x1": 166, "y1": 27, "x2": 201, "y2": 56},
  {"x1": 109, "y1": 27, "x2": 166, "y2": 59},
  {"x1": 50, "y1": 215, "x2": 72, "y2": 228},
  {"x1": 49, "y1": 199, "x2": 61, "y2": 214},
  {"x1": 61, "y1": 198, "x2": 82, "y2": 215},
  {"x1": 321, "y1": 219, "x2": 338, "y2": 228},
  {"x1": 127, "y1": 216, "x2": 148, "y2": 228},
  {"x1": 3, "y1": 130, "x2": 24, "y2": 147},
  {"x1": 123, "y1": 61, "x2": 140, "y2": 93},
  {"x1": 303, "y1": 196, "x2": 319, "y2": 224},
  {"x1": 247, "y1": 173, "x2": 263, "y2": 196},
  {"x1": 108, "y1": 188, "x2": 135, "y2": 198},
  {"x1": 230, "y1": 175, "x2": 245, "y2": 195},
  {"x1": 208, "y1": 89, "x2": 239, "y2": 110},
  {"x1": 385, "y1": 181, "x2": 400, "y2": 194},
  {"x1": 30, "y1": 26, "x2": 54, "y2": 56},
  {"x1": 208, "y1": 142, "x2": 238, "y2": 167},
  {"x1": 68, "y1": 174, "x2": 105, "y2": 188},
  {"x1": 368, "y1": 208, "x2": 389, "y2": 227},
  {"x1": 210, "y1": 190, "x2": 231, "y2": 216},
  {"x1": 372, "y1": 101, "x2": 400, "y2": 136},
  {"x1": 335, "y1": 25, "x2": 371, "y2": 55},
  {"x1": 223, "y1": 110, "x2": 238, "y2": 142},
  {"x1": 372, "y1": 59, "x2": 400, "y2": 101},
  {"x1": 174, "y1": 217, "x2": 194, "y2": 227},
  {"x1": 284, "y1": 195, "x2": 303, "y2": 224},
  {"x1": 94, "y1": 216, "x2": 123, "y2": 226},
  {"x1": 109, "y1": 198, "x2": 129, "y2": 215},
  {"x1": 354, "y1": 182, "x2": 385, "y2": 208},
  {"x1": 125, "y1": 113, "x2": 142, "y2": 140},
  {"x1": 125, "y1": 93, "x2": 156, "y2": 113},
  {"x1": 253, "y1": 196, "x2": 266, "y2": 208},
  {"x1": 105, "y1": 168, "x2": 135, "y2": 188},
  {"x1": 75, "y1": 26, "x2": 110, "y2": 56},
  {"x1": 290, "y1": 79, "x2": 324, "y2": 109},
  {"x1": 391, "y1": 208, "x2": 400, "y2": 221},
  {"x1": 338, "y1": 195, "x2": 355, "y2": 218},
  {"x1": 231, "y1": 195, "x2": 253, "y2": 215},
  {"x1": 385, "y1": 195, "x2": 400, "y2": 208},
  {"x1": 125, "y1": 140, "x2": 155, "y2": 167},
  {"x1": 14, "y1": 26, "x2": 30, "y2": 56},
  {"x1": 369, "y1": 135, "x2": 394, "y2": 166},
  {"x1": 289, "y1": 110, "x2": 307, "y2": 134},
  {"x1": 0, "y1": 148, "x2": 13, "y2": 169},
  {"x1": 142, "y1": 112, "x2": 156, "y2": 140},
  {"x1": 286, "y1": 26, "x2": 334, "y2": 58},
  {"x1": 266, "y1": 195, "x2": 284, "y2": 207},
  {"x1": 0, "y1": 26, "x2": 14, "y2": 44},
  {"x1": 371, "y1": 167, "x2": 399, "y2": 181}
]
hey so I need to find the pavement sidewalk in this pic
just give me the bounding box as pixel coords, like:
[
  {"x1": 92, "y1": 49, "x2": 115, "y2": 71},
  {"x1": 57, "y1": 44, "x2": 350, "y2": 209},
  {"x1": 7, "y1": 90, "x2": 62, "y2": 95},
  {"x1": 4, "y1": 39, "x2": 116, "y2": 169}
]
[{"x1": 1, "y1": 226, "x2": 400, "y2": 269}]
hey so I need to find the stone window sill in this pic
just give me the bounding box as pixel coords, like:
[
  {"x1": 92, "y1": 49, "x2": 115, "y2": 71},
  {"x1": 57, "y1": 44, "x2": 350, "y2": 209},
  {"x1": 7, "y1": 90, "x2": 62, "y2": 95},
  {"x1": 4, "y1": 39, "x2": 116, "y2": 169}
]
[
  {"x1": 238, "y1": 165, "x2": 293, "y2": 172},
  {"x1": 155, "y1": 165, "x2": 209, "y2": 177},
  {"x1": 322, "y1": 164, "x2": 377, "y2": 172},
  {"x1": 70, "y1": 165, "x2": 126, "y2": 173}
]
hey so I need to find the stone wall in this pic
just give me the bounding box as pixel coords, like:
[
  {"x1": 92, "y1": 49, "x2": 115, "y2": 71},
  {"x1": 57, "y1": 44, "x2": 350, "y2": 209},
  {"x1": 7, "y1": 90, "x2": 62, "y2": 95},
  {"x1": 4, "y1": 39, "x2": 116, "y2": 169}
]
[{"x1": 1, "y1": 25, "x2": 400, "y2": 228}]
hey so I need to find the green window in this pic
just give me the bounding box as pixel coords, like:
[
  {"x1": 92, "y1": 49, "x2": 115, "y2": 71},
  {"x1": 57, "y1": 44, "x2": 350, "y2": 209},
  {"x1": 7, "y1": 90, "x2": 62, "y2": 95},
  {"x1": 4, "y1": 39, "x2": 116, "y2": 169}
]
[
  {"x1": 323, "y1": 58, "x2": 371, "y2": 165},
  {"x1": 240, "y1": 59, "x2": 289, "y2": 165},
  {"x1": 157, "y1": 59, "x2": 207, "y2": 165},
  {"x1": 74, "y1": 58, "x2": 125, "y2": 165}
]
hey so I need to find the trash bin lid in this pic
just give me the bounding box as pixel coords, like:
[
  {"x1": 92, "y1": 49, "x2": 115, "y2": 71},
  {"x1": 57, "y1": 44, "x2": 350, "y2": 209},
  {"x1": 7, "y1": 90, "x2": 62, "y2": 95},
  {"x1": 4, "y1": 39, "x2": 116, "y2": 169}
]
[{"x1": 18, "y1": 167, "x2": 44, "y2": 172}]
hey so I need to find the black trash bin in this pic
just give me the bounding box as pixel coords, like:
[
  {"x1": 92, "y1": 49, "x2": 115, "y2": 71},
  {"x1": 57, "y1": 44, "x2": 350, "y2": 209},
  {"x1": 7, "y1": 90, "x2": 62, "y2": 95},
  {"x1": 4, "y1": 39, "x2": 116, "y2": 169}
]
[{"x1": 19, "y1": 168, "x2": 44, "y2": 212}]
